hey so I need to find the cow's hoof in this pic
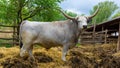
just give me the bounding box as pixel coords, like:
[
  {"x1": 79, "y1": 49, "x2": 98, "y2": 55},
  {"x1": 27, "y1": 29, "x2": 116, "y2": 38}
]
[
  {"x1": 62, "y1": 57, "x2": 66, "y2": 61},
  {"x1": 28, "y1": 57, "x2": 35, "y2": 62},
  {"x1": 20, "y1": 49, "x2": 26, "y2": 57},
  {"x1": 20, "y1": 52, "x2": 24, "y2": 57}
]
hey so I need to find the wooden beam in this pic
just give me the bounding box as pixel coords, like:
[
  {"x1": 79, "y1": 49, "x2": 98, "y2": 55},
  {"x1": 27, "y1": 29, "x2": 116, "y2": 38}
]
[
  {"x1": 117, "y1": 22, "x2": 120, "y2": 52},
  {"x1": 0, "y1": 38, "x2": 18, "y2": 40}
]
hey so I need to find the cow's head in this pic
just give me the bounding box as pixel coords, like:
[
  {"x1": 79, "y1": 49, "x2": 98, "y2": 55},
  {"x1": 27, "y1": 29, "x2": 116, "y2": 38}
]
[{"x1": 60, "y1": 7, "x2": 99, "y2": 29}]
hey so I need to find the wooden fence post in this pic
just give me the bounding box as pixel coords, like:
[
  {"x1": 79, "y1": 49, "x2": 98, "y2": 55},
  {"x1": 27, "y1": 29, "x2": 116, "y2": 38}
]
[
  {"x1": 104, "y1": 29, "x2": 108, "y2": 44},
  {"x1": 102, "y1": 26, "x2": 104, "y2": 31},
  {"x1": 13, "y1": 25, "x2": 15, "y2": 46},
  {"x1": 92, "y1": 21, "x2": 96, "y2": 44},
  {"x1": 117, "y1": 22, "x2": 120, "y2": 52}
]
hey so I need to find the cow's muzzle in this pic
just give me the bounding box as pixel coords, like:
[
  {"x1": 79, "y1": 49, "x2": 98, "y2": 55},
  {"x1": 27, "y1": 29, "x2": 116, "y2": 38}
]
[{"x1": 83, "y1": 25, "x2": 87, "y2": 29}]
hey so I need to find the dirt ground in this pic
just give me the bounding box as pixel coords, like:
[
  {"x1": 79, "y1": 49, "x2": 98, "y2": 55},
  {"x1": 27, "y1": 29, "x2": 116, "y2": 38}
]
[{"x1": 0, "y1": 44, "x2": 120, "y2": 68}]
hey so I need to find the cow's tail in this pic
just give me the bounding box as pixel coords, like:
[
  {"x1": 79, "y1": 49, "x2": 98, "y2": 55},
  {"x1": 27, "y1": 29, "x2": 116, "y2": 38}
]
[
  {"x1": 19, "y1": 39, "x2": 23, "y2": 48},
  {"x1": 19, "y1": 21, "x2": 26, "y2": 48}
]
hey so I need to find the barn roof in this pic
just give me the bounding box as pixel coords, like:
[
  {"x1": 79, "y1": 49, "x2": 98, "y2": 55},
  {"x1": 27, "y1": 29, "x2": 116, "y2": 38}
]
[{"x1": 86, "y1": 16, "x2": 120, "y2": 32}]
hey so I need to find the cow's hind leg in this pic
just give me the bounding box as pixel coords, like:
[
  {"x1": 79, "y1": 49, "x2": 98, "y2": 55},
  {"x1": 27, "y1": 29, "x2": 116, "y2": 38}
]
[
  {"x1": 28, "y1": 45, "x2": 35, "y2": 61},
  {"x1": 20, "y1": 44, "x2": 29, "y2": 57},
  {"x1": 20, "y1": 31, "x2": 35, "y2": 58},
  {"x1": 20, "y1": 41, "x2": 33, "y2": 58}
]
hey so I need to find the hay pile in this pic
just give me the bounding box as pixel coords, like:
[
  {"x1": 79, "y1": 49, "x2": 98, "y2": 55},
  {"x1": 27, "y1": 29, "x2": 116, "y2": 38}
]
[{"x1": 0, "y1": 44, "x2": 120, "y2": 68}]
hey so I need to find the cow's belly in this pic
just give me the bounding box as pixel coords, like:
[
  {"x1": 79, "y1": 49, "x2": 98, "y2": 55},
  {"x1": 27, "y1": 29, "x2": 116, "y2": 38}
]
[{"x1": 33, "y1": 39, "x2": 63, "y2": 49}]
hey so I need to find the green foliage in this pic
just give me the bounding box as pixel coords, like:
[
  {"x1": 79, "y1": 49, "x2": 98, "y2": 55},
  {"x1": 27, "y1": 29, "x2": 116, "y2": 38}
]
[
  {"x1": 32, "y1": 10, "x2": 77, "y2": 21},
  {"x1": 32, "y1": 9, "x2": 62, "y2": 21},
  {"x1": 112, "y1": 10, "x2": 120, "y2": 18},
  {"x1": 57, "y1": 11, "x2": 77, "y2": 20},
  {"x1": 67, "y1": 11, "x2": 77, "y2": 17},
  {"x1": 0, "y1": 0, "x2": 64, "y2": 25},
  {"x1": 90, "y1": 1, "x2": 118, "y2": 24}
]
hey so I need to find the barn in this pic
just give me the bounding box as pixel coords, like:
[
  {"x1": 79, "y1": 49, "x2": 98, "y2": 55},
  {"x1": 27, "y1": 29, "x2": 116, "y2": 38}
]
[{"x1": 80, "y1": 17, "x2": 120, "y2": 44}]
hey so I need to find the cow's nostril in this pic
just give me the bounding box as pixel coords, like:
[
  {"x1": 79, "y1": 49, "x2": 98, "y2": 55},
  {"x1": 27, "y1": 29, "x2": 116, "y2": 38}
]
[{"x1": 83, "y1": 25, "x2": 87, "y2": 29}]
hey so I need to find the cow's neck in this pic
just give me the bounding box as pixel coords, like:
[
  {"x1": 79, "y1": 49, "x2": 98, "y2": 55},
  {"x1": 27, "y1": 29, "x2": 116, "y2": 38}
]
[{"x1": 67, "y1": 20, "x2": 80, "y2": 44}]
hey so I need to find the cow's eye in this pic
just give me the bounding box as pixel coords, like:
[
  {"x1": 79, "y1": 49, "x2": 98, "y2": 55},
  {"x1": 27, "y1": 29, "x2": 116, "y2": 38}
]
[{"x1": 77, "y1": 20, "x2": 81, "y2": 22}]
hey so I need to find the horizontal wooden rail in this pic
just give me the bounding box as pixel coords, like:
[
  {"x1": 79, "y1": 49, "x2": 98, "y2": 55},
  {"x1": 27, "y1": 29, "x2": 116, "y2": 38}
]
[
  {"x1": 0, "y1": 38, "x2": 18, "y2": 40},
  {"x1": 0, "y1": 25, "x2": 18, "y2": 27},
  {"x1": 0, "y1": 24, "x2": 19, "y2": 46},
  {"x1": 0, "y1": 31, "x2": 17, "y2": 33},
  {"x1": 0, "y1": 42, "x2": 19, "y2": 45}
]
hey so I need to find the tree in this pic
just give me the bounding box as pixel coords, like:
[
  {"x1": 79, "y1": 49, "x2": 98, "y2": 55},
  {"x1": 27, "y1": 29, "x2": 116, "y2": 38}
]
[
  {"x1": 56, "y1": 11, "x2": 77, "y2": 20},
  {"x1": 0, "y1": 0, "x2": 64, "y2": 37},
  {"x1": 0, "y1": 0, "x2": 16, "y2": 25},
  {"x1": 90, "y1": 1, "x2": 118, "y2": 24},
  {"x1": 112, "y1": 10, "x2": 120, "y2": 18},
  {"x1": 0, "y1": 0, "x2": 64, "y2": 25}
]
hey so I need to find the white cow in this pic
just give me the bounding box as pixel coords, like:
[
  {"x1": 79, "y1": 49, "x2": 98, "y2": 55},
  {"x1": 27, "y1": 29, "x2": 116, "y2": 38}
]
[{"x1": 19, "y1": 9, "x2": 99, "y2": 61}]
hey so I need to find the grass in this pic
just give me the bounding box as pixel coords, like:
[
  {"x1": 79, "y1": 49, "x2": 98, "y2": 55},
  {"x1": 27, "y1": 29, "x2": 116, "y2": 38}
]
[
  {"x1": 76, "y1": 43, "x2": 81, "y2": 46},
  {"x1": 0, "y1": 40, "x2": 13, "y2": 48}
]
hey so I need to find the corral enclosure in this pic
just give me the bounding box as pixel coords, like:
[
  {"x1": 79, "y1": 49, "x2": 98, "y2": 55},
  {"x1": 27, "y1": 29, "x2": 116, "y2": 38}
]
[
  {"x1": 0, "y1": 0, "x2": 120, "y2": 68},
  {"x1": 1, "y1": 25, "x2": 120, "y2": 68},
  {"x1": 0, "y1": 28, "x2": 119, "y2": 68},
  {"x1": 0, "y1": 17, "x2": 120, "y2": 68}
]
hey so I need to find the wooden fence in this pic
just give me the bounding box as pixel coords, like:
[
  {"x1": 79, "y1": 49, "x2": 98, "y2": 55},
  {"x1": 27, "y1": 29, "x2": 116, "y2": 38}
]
[
  {"x1": 0, "y1": 25, "x2": 19, "y2": 46},
  {"x1": 79, "y1": 22, "x2": 118, "y2": 44},
  {"x1": 80, "y1": 30, "x2": 118, "y2": 44},
  {"x1": 80, "y1": 31, "x2": 105, "y2": 44}
]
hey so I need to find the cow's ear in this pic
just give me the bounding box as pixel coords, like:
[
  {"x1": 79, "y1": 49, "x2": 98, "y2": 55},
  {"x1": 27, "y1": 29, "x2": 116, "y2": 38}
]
[
  {"x1": 85, "y1": 16, "x2": 91, "y2": 23},
  {"x1": 87, "y1": 19, "x2": 92, "y2": 23},
  {"x1": 75, "y1": 17, "x2": 79, "y2": 20}
]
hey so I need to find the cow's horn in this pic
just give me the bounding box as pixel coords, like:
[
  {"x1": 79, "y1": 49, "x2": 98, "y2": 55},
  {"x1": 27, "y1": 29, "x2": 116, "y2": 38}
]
[
  {"x1": 88, "y1": 6, "x2": 99, "y2": 19},
  {"x1": 59, "y1": 10, "x2": 75, "y2": 20}
]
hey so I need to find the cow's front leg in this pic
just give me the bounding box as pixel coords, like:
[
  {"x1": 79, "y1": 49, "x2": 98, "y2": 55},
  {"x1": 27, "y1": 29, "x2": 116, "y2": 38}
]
[{"x1": 62, "y1": 44, "x2": 69, "y2": 61}]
